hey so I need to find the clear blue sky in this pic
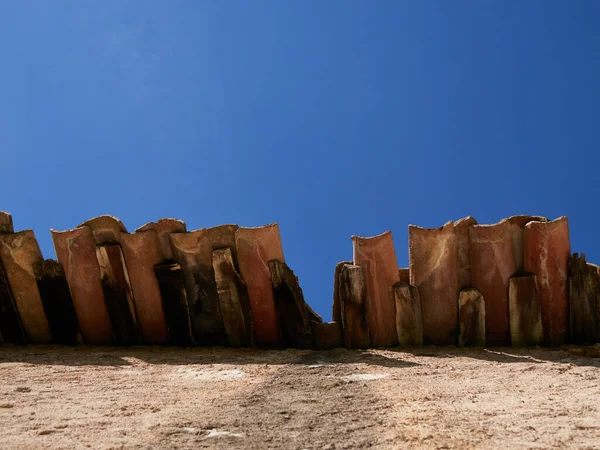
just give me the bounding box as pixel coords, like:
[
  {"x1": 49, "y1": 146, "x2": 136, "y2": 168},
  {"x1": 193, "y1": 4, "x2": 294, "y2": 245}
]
[{"x1": 2, "y1": 1, "x2": 599, "y2": 320}]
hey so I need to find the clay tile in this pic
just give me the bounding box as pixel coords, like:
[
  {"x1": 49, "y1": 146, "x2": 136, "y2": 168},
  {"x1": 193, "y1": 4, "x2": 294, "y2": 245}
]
[
  {"x1": 33, "y1": 259, "x2": 65, "y2": 278},
  {"x1": 33, "y1": 259, "x2": 79, "y2": 345},
  {"x1": 212, "y1": 247, "x2": 253, "y2": 348},
  {"x1": 454, "y1": 216, "x2": 478, "y2": 288},
  {"x1": 507, "y1": 215, "x2": 549, "y2": 272},
  {"x1": 153, "y1": 262, "x2": 195, "y2": 346},
  {"x1": 397, "y1": 268, "x2": 410, "y2": 284},
  {"x1": 235, "y1": 223, "x2": 284, "y2": 347},
  {"x1": 587, "y1": 261, "x2": 600, "y2": 273},
  {"x1": 507, "y1": 214, "x2": 549, "y2": 226},
  {"x1": 469, "y1": 219, "x2": 515, "y2": 346},
  {"x1": 0, "y1": 211, "x2": 14, "y2": 234},
  {"x1": 0, "y1": 230, "x2": 52, "y2": 344},
  {"x1": 120, "y1": 230, "x2": 169, "y2": 344},
  {"x1": 269, "y1": 259, "x2": 314, "y2": 349},
  {"x1": 457, "y1": 287, "x2": 485, "y2": 347},
  {"x1": 569, "y1": 255, "x2": 600, "y2": 344},
  {"x1": 311, "y1": 321, "x2": 343, "y2": 350},
  {"x1": 96, "y1": 243, "x2": 141, "y2": 345},
  {"x1": 78, "y1": 215, "x2": 127, "y2": 245},
  {"x1": 524, "y1": 217, "x2": 570, "y2": 346},
  {"x1": 205, "y1": 224, "x2": 240, "y2": 260},
  {"x1": 351, "y1": 230, "x2": 399, "y2": 347},
  {"x1": 51, "y1": 226, "x2": 114, "y2": 345},
  {"x1": 408, "y1": 221, "x2": 458, "y2": 345},
  {"x1": 454, "y1": 216, "x2": 478, "y2": 227},
  {"x1": 509, "y1": 274, "x2": 543, "y2": 347},
  {"x1": 394, "y1": 282, "x2": 423, "y2": 346},
  {"x1": 338, "y1": 263, "x2": 370, "y2": 349},
  {"x1": 0, "y1": 257, "x2": 26, "y2": 344},
  {"x1": 135, "y1": 218, "x2": 187, "y2": 261},
  {"x1": 170, "y1": 229, "x2": 225, "y2": 346},
  {"x1": 332, "y1": 261, "x2": 352, "y2": 323}
]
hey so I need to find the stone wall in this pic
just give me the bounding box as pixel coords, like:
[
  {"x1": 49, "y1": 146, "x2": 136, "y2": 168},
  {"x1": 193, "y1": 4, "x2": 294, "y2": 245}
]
[{"x1": 0, "y1": 211, "x2": 596, "y2": 348}]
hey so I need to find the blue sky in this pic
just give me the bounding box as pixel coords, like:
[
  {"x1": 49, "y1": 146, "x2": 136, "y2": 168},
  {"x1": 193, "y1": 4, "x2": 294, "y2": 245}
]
[{"x1": 1, "y1": 1, "x2": 599, "y2": 320}]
